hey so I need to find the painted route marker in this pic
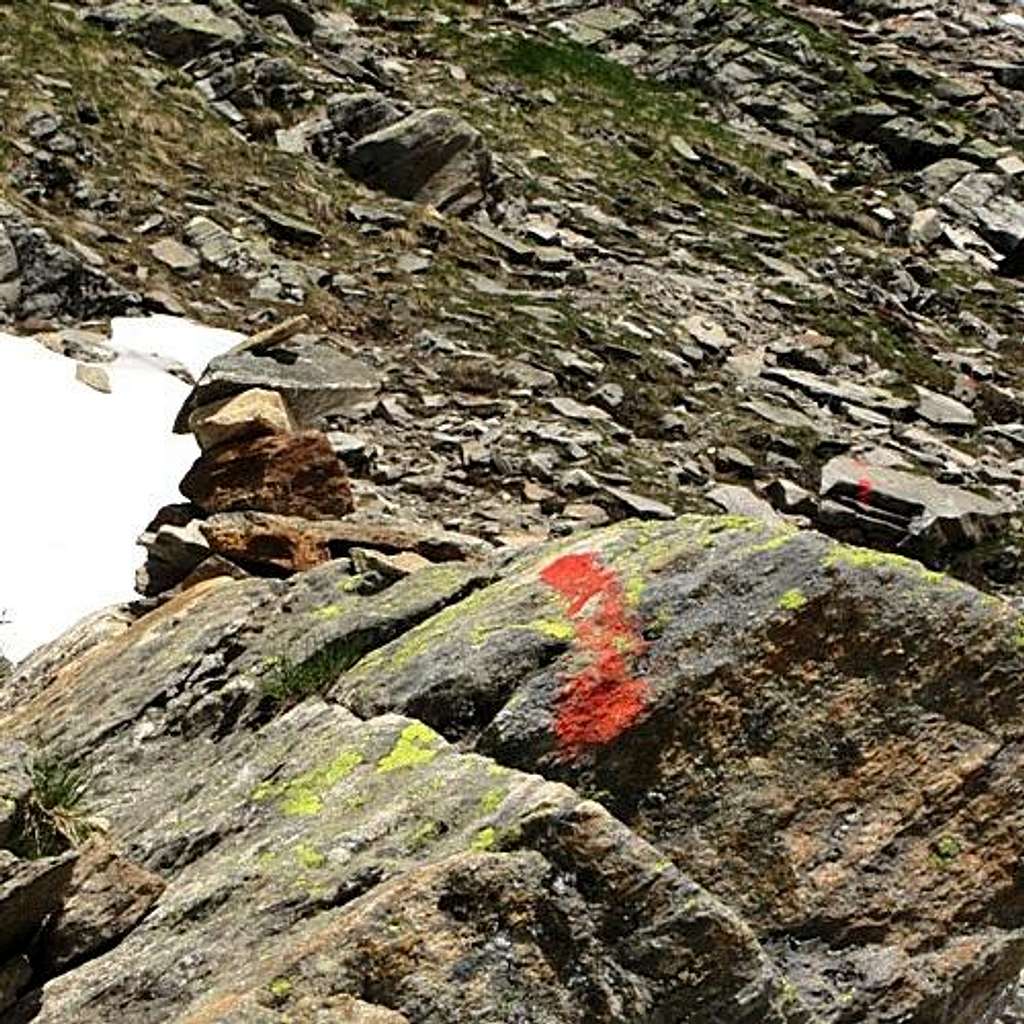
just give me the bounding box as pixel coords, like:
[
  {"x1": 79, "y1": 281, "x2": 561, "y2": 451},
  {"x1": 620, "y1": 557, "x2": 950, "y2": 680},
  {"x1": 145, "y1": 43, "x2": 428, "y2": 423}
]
[{"x1": 540, "y1": 552, "x2": 650, "y2": 755}]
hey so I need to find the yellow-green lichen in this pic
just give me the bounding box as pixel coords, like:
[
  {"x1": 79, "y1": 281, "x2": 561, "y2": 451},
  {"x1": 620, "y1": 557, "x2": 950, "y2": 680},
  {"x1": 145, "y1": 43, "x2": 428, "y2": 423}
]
[
  {"x1": 471, "y1": 826, "x2": 497, "y2": 851},
  {"x1": 294, "y1": 842, "x2": 327, "y2": 869},
  {"x1": 824, "y1": 544, "x2": 947, "y2": 585},
  {"x1": 747, "y1": 526, "x2": 800, "y2": 554},
  {"x1": 479, "y1": 787, "x2": 506, "y2": 814},
  {"x1": 1016, "y1": 616, "x2": 1024, "y2": 649},
  {"x1": 340, "y1": 565, "x2": 481, "y2": 676},
  {"x1": 337, "y1": 575, "x2": 366, "y2": 593},
  {"x1": 777, "y1": 588, "x2": 808, "y2": 611},
  {"x1": 624, "y1": 574, "x2": 646, "y2": 606},
  {"x1": 930, "y1": 833, "x2": 961, "y2": 869},
  {"x1": 377, "y1": 722, "x2": 441, "y2": 772},
  {"x1": 532, "y1": 618, "x2": 575, "y2": 642},
  {"x1": 252, "y1": 749, "x2": 364, "y2": 816},
  {"x1": 311, "y1": 601, "x2": 353, "y2": 621},
  {"x1": 268, "y1": 977, "x2": 293, "y2": 1000},
  {"x1": 645, "y1": 604, "x2": 674, "y2": 638}
]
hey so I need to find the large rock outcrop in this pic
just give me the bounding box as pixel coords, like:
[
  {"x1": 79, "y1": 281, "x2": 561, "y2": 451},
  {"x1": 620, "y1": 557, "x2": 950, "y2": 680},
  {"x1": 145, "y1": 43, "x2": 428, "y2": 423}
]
[{"x1": 2, "y1": 516, "x2": 1023, "y2": 1022}]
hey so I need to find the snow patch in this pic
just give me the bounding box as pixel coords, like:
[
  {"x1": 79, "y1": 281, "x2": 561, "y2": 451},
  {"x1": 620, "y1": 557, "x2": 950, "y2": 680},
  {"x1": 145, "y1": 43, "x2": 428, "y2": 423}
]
[{"x1": 0, "y1": 316, "x2": 242, "y2": 663}]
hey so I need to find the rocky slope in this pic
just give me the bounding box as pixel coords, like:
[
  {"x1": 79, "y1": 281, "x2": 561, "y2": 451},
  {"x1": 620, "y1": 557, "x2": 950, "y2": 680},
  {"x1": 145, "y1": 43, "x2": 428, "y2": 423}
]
[{"x1": 4, "y1": 0, "x2": 1024, "y2": 1020}]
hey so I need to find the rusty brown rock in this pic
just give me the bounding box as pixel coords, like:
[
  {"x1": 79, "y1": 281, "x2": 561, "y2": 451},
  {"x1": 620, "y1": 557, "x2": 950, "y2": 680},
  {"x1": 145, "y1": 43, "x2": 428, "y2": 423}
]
[
  {"x1": 179, "y1": 431, "x2": 354, "y2": 520},
  {"x1": 200, "y1": 512, "x2": 332, "y2": 573},
  {"x1": 38, "y1": 838, "x2": 165, "y2": 975},
  {"x1": 199, "y1": 510, "x2": 492, "y2": 575}
]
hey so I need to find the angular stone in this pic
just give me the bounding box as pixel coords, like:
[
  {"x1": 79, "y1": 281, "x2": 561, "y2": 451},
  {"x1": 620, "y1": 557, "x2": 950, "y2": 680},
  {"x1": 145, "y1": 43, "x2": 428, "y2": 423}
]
[
  {"x1": 764, "y1": 478, "x2": 817, "y2": 517},
  {"x1": 351, "y1": 547, "x2": 433, "y2": 582},
  {"x1": 37, "y1": 838, "x2": 165, "y2": 975},
  {"x1": 136, "y1": 520, "x2": 211, "y2": 597},
  {"x1": 174, "y1": 335, "x2": 380, "y2": 433},
  {"x1": 0, "y1": 851, "x2": 77, "y2": 960},
  {"x1": 86, "y1": 3, "x2": 245, "y2": 63},
  {"x1": 247, "y1": 202, "x2": 323, "y2": 246},
  {"x1": 0, "y1": 201, "x2": 139, "y2": 321},
  {"x1": 183, "y1": 216, "x2": 243, "y2": 272},
  {"x1": 343, "y1": 108, "x2": 493, "y2": 215},
  {"x1": 189, "y1": 388, "x2": 296, "y2": 452},
  {"x1": 706, "y1": 484, "x2": 781, "y2": 523},
  {"x1": 180, "y1": 431, "x2": 355, "y2": 520},
  {"x1": 820, "y1": 455, "x2": 1007, "y2": 548},
  {"x1": 74, "y1": 363, "x2": 111, "y2": 394},
  {"x1": 603, "y1": 486, "x2": 675, "y2": 519},
  {"x1": 200, "y1": 510, "x2": 492, "y2": 574},
  {"x1": 762, "y1": 366, "x2": 911, "y2": 418},
  {"x1": 548, "y1": 395, "x2": 612, "y2": 423},
  {"x1": 914, "y1": 385, "x2": 976, "y2": 431},
  {"x1": 907, "y1": 207, "x2": 943, "y2": 246},
  {"x1": 874, "y1": 117, "x2": 966, "y2": 170},
  {"x1": 148, "y1": 238, "x2": 199, "y2": 275}
]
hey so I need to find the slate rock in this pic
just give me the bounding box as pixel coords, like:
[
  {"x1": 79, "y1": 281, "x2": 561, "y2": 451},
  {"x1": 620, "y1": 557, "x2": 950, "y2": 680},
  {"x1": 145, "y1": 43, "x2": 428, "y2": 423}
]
[
  {"x1": 334, "y1": 516, "x2": 1024, "y2": 1023},
  {"x1": 200, "y1": 510, "x2": 492, "y2": 574},
  {"x1": 135, "y1": 519, "x2": 211, "y2": 597},
  {"x1": 86, "y1": 2, "x2": 246, "y2": 63},
  {"x1": 707, "y1": 483, "x2": 781, "y2": 522},
  {"x1": 342, "y1": 108, "x2": 494, "y2": 215},
  {"x1": 914, "y1": 385, "x2": 976, "y2": 431},
  {"x1": 174, "y1": 335, "x2": 380, "y2": 433},
  {"x1": 0, "y1": 202, "x2": 139, "y2": 322},
  {"x1": 820, "y1": 455, "x2": 1007, "y2": 549}
]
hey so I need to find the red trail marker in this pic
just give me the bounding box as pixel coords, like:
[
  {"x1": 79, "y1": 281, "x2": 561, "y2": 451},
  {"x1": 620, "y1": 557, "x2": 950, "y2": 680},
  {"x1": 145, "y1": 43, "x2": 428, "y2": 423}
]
[{"x1": 540, "y1": 552, "x2": 650, "y2": 755}]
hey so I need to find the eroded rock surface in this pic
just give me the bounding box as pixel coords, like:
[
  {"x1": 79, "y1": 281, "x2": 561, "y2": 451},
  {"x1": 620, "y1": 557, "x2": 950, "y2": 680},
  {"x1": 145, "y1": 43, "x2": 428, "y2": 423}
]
[{"x1": 2, "y1": 517, "x2": 1023, "y2": 1022}]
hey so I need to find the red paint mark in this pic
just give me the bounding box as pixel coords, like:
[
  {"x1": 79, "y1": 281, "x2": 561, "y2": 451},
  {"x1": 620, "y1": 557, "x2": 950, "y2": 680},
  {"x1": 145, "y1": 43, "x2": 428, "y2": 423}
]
[
  {"x1": 852, "y1": 458, "x2": 874, "y2": 506},
  {"x1": 856, "y1": 475, "x2": 874, "y2": 504},
  {"x1": 540, "y1": 552, "x2": 649, "y2": 756}
]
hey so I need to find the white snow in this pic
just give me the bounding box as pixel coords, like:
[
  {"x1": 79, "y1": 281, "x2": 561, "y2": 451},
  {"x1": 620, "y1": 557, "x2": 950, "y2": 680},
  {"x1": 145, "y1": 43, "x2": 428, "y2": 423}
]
[{"x1": 0, "y1": 315, "x2": 242, "y2": 664}]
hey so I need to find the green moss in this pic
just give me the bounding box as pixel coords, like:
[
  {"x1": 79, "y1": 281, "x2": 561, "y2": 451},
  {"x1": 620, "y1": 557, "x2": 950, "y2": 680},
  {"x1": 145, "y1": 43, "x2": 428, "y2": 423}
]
[
  {"x1": 294, "y1": 842, "x2": 327, "y2": 869},
  {"x1": 252, "y1": 749, "x2": 364, "y2": 816},
  {"x1": 377, "y1": 722, "x2": 442, "y2": 772},
  {"x1": 777, "y1": 588, "x2": 808, "y2": 611},
  {"x1": 471, "y1": 826, "x2": 497, "y2": 852},
  {"x1": 479, "y1": 787, "x2": 506, "y2": 814},
  {"x1": 406, "y1": 820, "x2": 441, "y2": 851}
]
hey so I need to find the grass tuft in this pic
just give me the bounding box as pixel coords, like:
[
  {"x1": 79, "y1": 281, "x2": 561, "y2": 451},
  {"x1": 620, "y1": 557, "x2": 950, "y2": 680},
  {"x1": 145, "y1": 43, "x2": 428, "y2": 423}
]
[{"x1": 11, "y1": 749, "x2": 103, "y2": 858}]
